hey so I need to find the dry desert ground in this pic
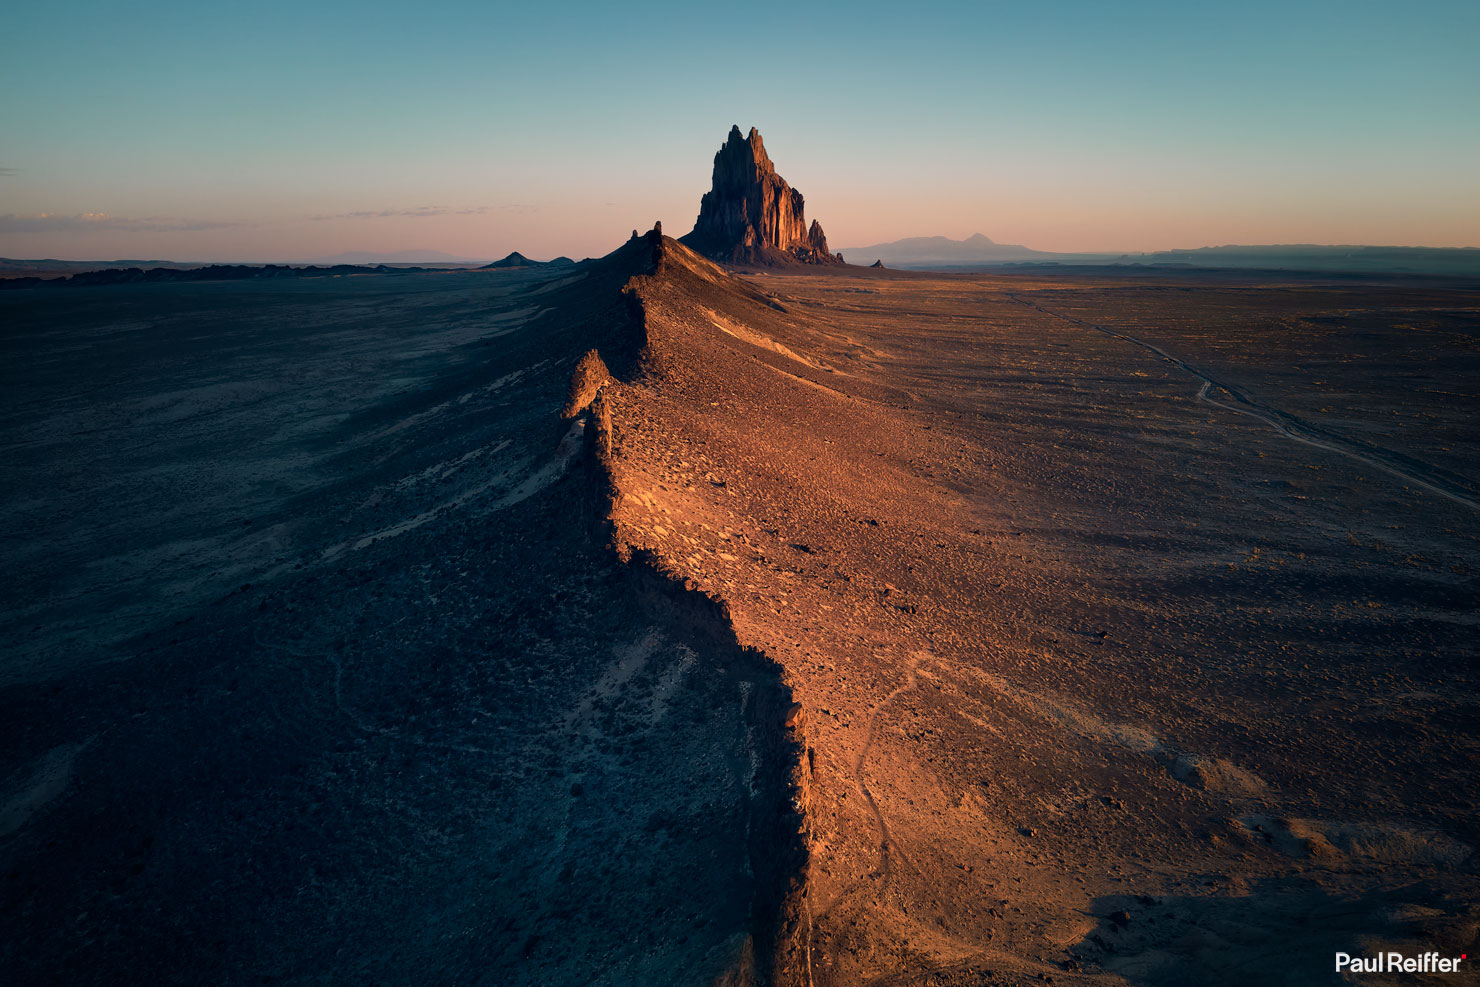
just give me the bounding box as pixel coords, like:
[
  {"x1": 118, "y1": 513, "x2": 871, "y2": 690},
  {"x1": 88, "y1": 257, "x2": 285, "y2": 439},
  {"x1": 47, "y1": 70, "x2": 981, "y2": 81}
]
[{"x1": 2, "y1": 233, "x2": 1477, "y2": 985}]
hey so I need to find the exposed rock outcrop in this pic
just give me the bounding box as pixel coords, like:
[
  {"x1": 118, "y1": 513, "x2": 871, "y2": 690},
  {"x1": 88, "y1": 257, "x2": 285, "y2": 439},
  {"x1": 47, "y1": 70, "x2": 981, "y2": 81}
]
[
  {"x1": 561, "y1": 349, "x2": 610, "y2": 420},
  {"x1": 681, "y1": 126, "x2": 843, "y2": 267}
]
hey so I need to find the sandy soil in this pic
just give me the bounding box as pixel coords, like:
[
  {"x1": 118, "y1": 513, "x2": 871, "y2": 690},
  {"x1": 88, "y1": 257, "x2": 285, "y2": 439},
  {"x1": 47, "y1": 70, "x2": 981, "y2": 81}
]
[{"x1": 594, "y1": 238, "x2": 1480, "y2": 985}]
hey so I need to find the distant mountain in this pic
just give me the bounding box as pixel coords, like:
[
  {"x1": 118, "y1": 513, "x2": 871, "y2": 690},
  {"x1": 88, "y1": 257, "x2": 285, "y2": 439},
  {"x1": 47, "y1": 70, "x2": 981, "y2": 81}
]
[
  {"x1": 837, "y1": 236, "x2": 1480, "y2": 276},
  {"x1": 837, "y1": 233, "x2": 1054, "y2": 267},
  {"x1": 1125, "y1": 244, "x2": 1480, "y2": 277},
  {"x1": 303, "y1": 250, "x2": 489, "y2": 265}
]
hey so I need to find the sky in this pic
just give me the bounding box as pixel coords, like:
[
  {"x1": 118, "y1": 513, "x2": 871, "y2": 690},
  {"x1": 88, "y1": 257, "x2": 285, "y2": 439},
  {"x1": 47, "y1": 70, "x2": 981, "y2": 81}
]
[{"x1": 2, "y1": 0, "x2": 1477, "y2": 261}]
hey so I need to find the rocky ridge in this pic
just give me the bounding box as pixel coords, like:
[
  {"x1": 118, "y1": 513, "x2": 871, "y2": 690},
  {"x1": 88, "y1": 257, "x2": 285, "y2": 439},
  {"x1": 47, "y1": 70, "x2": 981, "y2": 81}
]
[{"x1": 564, "y1": 226, "x2": 814, "y2": 984}]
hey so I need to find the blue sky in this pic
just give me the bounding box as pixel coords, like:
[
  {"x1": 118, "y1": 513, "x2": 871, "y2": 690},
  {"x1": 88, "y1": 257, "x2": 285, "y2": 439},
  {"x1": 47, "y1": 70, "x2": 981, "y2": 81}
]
[{"x1": 2, "y1": 0, "x2": 1476, "y2": 260}]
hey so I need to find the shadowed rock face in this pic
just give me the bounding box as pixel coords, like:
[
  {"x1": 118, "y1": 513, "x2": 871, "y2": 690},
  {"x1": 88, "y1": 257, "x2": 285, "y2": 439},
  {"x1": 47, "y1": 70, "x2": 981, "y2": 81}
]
[
  {"x1": 0, "y1": 250, "x2": 803, "y2": 986},
  {"x1": 681, "y1": 126, "x2": 842, "y2": 266}
]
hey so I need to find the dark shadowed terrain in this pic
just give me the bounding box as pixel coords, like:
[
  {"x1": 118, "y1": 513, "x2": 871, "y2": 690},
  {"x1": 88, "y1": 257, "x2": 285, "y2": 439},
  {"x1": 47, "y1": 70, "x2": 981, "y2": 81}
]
[
  {"x1": 2, "y1": 237, "x2": 1478, "y2": 985},
  {"x1": 0, "y1": 262, "x2": 798, "y2": 984}
]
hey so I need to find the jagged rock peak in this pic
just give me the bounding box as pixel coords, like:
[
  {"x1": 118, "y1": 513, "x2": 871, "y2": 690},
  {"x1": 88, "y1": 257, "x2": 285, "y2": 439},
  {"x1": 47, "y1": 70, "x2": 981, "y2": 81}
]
[{"x1": 680, "y1": 125, "x2": 843, "y2": 266}]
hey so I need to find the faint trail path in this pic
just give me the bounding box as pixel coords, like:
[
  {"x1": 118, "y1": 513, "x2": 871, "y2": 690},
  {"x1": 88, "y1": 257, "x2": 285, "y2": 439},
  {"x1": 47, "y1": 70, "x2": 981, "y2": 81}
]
[
  {"x1": 804, "y1": 891, "x2": 816, "y2": 987},
  {"x1": 854, "y1": 652, "x2": 923, "y2": 885},
  {"x1": 1008, "y1": 294, "x2": 1480, "y2": 514},
  {"x1": 805, "y1": 652, "x2": 924, "y2": 983}
]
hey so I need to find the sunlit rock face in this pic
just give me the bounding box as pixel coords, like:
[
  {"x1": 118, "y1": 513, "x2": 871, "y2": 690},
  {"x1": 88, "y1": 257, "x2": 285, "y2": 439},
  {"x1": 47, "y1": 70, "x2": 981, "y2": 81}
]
[{"x1": 681, "y1": 125, "x2": 841, "y2": 266}]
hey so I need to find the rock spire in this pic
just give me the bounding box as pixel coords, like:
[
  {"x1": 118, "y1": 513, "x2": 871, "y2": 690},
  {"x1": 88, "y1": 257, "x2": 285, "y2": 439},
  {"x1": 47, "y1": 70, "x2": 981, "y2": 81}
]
[{"x1": 680, "y1": 126, "x2": 842, "y2": 266}]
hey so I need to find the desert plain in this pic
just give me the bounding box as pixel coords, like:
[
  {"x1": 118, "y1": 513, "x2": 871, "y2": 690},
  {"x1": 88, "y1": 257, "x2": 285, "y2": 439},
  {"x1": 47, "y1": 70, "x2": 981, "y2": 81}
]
[{"x1": 1, "y1": 231, "x2": 1478, "y2": 986}]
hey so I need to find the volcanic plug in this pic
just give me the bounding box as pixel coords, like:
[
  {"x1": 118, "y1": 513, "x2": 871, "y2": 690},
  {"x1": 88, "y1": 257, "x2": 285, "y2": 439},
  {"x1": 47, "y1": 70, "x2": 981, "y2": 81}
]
[{"x1": 681, "y1": 125, "x2": 842, "y2": 266}]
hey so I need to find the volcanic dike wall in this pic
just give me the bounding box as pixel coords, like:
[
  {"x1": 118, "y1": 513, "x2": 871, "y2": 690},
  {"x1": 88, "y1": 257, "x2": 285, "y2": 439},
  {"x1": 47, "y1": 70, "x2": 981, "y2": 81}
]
[{"x1": 563, "y1": 228, "x2": 815, "y2": 986}]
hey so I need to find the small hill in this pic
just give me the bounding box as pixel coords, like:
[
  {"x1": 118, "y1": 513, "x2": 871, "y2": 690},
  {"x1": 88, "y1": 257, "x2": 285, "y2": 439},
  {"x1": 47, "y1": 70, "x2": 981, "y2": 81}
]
[
  {"x1": 480, "y1": 251, "x2": 568, "y2": 269},
  {"x1": 481, "y1": 251, "x2": 535, "y2": 269}
]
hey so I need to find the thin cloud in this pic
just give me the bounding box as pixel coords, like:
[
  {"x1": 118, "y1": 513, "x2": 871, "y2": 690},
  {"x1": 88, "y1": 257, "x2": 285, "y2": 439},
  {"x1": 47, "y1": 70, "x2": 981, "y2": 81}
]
[
  {"x1": 0, "y1": 168, "x2": 16, "y2": 177},
  {"x1": 308, "y1": 204, "x2": 535, "y2": 221},
  {"x1": 0, "y1": 212, "x2": 239, "y2": 233}
]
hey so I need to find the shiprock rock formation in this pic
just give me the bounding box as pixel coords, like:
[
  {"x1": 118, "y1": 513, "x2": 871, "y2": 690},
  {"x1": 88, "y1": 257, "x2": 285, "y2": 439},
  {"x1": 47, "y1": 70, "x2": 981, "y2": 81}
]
[{"x1": 681, "y1": 126, "x2": 843, "y2": 267}]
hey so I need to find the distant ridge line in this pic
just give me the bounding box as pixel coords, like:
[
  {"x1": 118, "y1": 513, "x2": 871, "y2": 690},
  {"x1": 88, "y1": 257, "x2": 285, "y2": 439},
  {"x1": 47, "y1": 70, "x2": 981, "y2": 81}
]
[
  {"x1": 838, "y1": 236, "x2": 1480, "y2": 276},
  {"x1": 0, "y1": 262, "x2": 465, "y2": 290}
]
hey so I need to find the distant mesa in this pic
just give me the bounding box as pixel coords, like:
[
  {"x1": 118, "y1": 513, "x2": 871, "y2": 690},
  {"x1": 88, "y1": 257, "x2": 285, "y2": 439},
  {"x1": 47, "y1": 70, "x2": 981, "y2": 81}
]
[
  {"x1": 870, "y1": 259, "x2": 885, "y2": 268},
  {"x1": 837, "y1": 236, "x2": 1480, "y2": 275},
  {"x1": 0, "y1": 262, "x2": 452, "y2": 290},
  {"x1": 680, "y1": 125, "x2": 843, "y2": 267},
  {"x1": 305, "y1": 249, "x2": 485, "y2": 265}
]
